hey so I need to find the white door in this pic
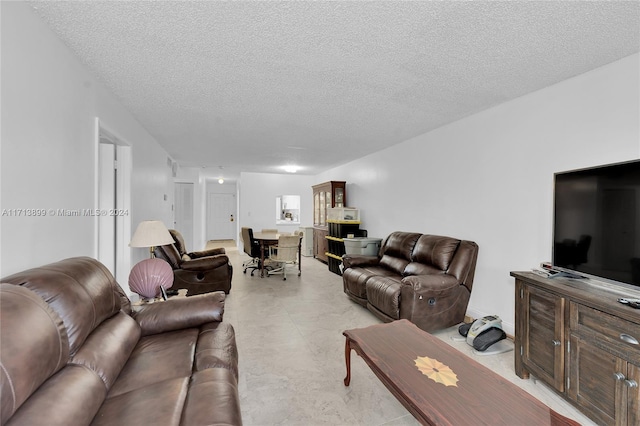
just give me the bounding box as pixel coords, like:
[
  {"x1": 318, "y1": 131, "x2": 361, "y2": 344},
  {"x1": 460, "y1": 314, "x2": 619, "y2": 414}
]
[
  {"x1": 174, "y1": 183, "x2": 194, "y2": 250},
  {"x1": 207, "y1": 193, "x2": 236, "y2": 240}
]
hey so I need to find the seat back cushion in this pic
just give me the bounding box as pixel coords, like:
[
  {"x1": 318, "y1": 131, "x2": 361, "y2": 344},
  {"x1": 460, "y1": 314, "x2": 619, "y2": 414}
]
[
  {"x1": 365, "y1": 276, "x2": 403, "y2": 319},
  {"x1": 155, "y1": 243, "x2": 182, "y2": 269},
  {"x1": 446, "y1": 240, "x2": 480, "y2": 291},
  {"x1": 378, "y1": 232, "x2": 421, "y2": 275},
  {"x1": 7, "y1": 365, "x2": 108, "y2": 426},
  {"x1": 1, "y1": 257, "x2": 123, "y2": 356},
  {"x1": 70, "y1": 312, "x2": 141, "y2": 390},
  {"x1": 0, "y1": 284, "x2": 70, "y2": 422},
  {"x1": 170, "y1": 229, "x2": 187, "y2": 256},
  {"x1": 405, "y1": 235, "x2": 460, "y2": 276}
]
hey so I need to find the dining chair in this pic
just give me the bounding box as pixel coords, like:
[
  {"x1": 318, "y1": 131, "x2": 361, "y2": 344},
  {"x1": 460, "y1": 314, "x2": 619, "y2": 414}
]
[
  {"x1": 241, "y1": 227, "x2": 263, "y2": 276},
  {"x1": 267, "y1": 235, "x2": 301, "y2": 280}
]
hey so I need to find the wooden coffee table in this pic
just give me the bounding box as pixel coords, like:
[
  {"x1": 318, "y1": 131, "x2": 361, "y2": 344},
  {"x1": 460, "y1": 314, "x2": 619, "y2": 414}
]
[{"x1": 343, "y1": 320, "x2": 580, "y2": 426}]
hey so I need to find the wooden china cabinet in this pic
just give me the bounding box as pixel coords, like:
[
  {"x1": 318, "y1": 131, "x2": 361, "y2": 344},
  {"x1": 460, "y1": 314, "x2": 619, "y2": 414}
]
[{"x1": 312, "y1": 181, "x2": 346, "y2": 263}]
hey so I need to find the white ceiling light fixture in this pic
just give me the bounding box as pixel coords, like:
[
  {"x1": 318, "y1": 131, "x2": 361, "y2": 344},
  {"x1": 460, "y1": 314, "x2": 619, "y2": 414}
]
[
  {"x1": 218, "y1": 166, "x2": 224, "y2": 184},
  {"x1": 282, "y1": 165, "x2": 300, "y2": 173}
]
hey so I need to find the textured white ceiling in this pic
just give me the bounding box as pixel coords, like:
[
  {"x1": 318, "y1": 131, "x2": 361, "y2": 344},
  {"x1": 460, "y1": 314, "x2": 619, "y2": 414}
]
[{"x1": 28, "y1": 1, "x2": 640, "y2": 180}]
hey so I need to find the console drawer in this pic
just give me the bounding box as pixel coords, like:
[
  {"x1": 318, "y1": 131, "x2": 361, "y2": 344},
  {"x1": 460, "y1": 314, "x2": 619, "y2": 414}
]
[{"x1": 570, "y1": 302, "x2": 640, "y2": 359}]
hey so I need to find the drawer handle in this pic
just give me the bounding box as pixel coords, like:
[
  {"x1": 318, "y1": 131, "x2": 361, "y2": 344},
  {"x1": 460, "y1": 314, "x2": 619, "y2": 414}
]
[
  {"x1": 625, "y1": 379, "x2": 638, "y2": 389},
  {"x1": 613, "y1": 372, "x2": 626, "y2": 381},
  {"x1": 620, "y1": 334, "x2": 639, "y2": 345}
]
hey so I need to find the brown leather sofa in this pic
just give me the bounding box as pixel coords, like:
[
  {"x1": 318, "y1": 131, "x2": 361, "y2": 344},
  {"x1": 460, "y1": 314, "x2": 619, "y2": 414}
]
[
  {"x1": 342, "y1": 232, "x2": 479, "y2": 332},
  {"x1": 0, "y1": 257, "x2": 242, "y2": 426},
  {"x1": 154, "y1": 229, "x2": 233, "y2": 295}
]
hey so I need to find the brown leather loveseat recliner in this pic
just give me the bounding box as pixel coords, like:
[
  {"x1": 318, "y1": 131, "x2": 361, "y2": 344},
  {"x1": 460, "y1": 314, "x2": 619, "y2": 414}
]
[
  {"x1": 342, "y1": 231, "x2": 479, "y2": 332},
  {"x1": 0, "y1": 257, "x2": 242, "y2": 426},
  {"x1": 154, "y1": 229, "x2": 233, "y2": 295}
]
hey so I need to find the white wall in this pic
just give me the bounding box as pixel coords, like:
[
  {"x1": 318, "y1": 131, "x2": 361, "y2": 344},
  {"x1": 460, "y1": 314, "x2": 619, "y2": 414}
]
[
  {"x1": 238, "y1": 172, "x2": 315, "y2": 240},
  {"x1": 315, "y1": 54, "x2": 640, "y2": 334},
  {"x1": 1, "y1": 2, "x2": 174, "y2": 278}
]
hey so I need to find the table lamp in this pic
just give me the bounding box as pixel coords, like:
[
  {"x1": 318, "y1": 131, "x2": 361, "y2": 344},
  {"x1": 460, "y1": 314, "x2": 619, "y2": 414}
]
[
  {"x1": 129, "y1": 220, "x2": 175, "y2": 258},
  {"x1": 128, "y1": 220, "x2": 175, "y2": 300}
]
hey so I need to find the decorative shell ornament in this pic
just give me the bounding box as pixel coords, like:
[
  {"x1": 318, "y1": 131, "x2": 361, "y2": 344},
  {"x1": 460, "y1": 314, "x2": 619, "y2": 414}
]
[
  {"x1": 128, "y1": 258, "x2": 173, "y2": 299},
  {"x1": 414, "y1": 356, "x2": 458, "y2": 387}
]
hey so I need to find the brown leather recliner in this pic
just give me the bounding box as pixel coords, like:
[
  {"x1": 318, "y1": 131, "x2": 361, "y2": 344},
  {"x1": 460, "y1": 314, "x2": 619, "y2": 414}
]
[
  {"x1": 154, "y1": 229, "x2": 233, "y2": 295},
  {"x1": 342, "y1": 231, "x2": 479, "y2": 332},
  {"x1": 0, "y1": 257, "x2": 241, "y2": 425}
]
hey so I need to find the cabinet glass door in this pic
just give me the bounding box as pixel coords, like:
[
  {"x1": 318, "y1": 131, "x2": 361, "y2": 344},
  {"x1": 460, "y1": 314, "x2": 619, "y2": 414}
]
[
  {"x1": 335, "y1": 188, "x2": 344, "y2": 207},
  {"x1": 325, "y1": 191, "x2": 332, "y2": 222},
  {"x1": 314, "y1": 193, "x2": 320, "y2": 226},
  {"x1": 319, "y1": 191, "x2": 326, "y2": 226}
]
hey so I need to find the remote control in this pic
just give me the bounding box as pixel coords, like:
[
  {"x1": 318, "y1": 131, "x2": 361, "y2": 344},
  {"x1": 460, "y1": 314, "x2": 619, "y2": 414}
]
[{"x1": 618, "y1": 298, "x2": 640, "y2": 309}]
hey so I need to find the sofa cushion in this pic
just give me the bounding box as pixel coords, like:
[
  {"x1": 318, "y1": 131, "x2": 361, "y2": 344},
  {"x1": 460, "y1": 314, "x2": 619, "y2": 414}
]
[
  {"x1": 132, "y1": 292, "x2": 225, "y2": 337},
  {"x1": 195, "y1": 322, "x2": 239, "y2": 380},
  {"x1": 381, "y1": 232, "x2": 421, "y2": 259},
  {"x1": 342, "y1": 266, "x2": 397, "y2": 301},
  {"x1": 6, "y1": 364, "x2": 107, "y2": 426},
  {"x1": 365, "y1": 275, "x2": 404, "y2": 320},
  {"x1": 0, "y1": 284, "x2": 70, "y2": 421},
  {"x1": 170, "y1": 229, "x2": 188, "y2": 256},
  {"x1": 93, "y1": 377, "x2": 189, "y2": 426},
  {"x1": 410, "y1": 235, "x2": 460, "y2": 272},
  {"x1": 1, "y1": 257, "x2": 123, "y2": 356},
  {"x1": 156, "y1": 243, "x2": 183, "y2": 269},
  {"x1": 181, "y1": 369, "x2": 242, "y2": 426},
  {"x1": 70, "y1": 312, "x2": 140, "y2": 390},
  {"x1": 107, "y1": 329, "x2": 199, "y2": 398},
  {"x1": 378, "y1": 232, "x2": 421, "y2": 275},
  {"x1": 403, "y1": 262, "x2": 444, "y2": 277}
]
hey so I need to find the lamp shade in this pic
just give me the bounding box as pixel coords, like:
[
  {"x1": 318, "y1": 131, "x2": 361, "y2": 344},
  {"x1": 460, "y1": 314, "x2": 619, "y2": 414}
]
[
  {"x1": 128, "y1": 258, "x2": 173, "y2": 299},
  {"x1": 129, "y1": 220, "x2": 174, "y2": 247}
]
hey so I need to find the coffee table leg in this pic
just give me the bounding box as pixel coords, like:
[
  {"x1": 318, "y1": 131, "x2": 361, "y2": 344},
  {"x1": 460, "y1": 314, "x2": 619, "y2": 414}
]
[{"x1": 344, "y1": 338, "x2": 352, "y2": 386}]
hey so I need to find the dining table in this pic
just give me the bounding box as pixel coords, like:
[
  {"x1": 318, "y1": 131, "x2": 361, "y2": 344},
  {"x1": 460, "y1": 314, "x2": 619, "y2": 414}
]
[{"x1": 252, "y1": 232, "x2": 302, "y2": 278}]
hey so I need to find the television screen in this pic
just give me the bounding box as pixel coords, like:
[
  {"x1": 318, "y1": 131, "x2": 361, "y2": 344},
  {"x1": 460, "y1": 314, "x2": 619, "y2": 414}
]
[{"x1": 553, "y1": 159, "x2": 640, "y2": 288}]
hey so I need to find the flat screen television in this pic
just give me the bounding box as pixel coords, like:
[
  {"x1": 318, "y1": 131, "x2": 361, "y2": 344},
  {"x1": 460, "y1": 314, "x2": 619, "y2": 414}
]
[{"x1": 553, "y1": 159, "x2": 640, "y2": 289}]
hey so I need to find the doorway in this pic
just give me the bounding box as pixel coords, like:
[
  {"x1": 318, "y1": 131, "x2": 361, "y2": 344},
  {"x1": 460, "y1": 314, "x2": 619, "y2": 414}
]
[
  {"x1": 174, "y1": 182, "x2": 194, "y2": 250},
  {"x1": 95, "y1": 118, "x2": 131, "y2": 288},
  {"x1": 207, "y1": 192, "x2": 236, "y2": 241}
]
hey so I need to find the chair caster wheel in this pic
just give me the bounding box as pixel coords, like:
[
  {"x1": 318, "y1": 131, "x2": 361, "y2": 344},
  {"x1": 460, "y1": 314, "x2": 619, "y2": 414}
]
[{"x1": 283, "y1": 277, "x2": 287, "y2": 281}]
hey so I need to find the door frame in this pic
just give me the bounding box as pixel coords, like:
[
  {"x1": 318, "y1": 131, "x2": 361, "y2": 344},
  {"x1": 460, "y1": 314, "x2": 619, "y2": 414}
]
[
  {"x1": 174, "y1": 182, "x2": 195, "y2": 250},
  {"x1": 94, "y1": 118, "x2": 132, "y2": 289}
]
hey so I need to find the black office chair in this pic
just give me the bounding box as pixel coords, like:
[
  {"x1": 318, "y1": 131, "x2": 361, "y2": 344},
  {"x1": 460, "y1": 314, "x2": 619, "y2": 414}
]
[{"x1": 241, "y1": 227, "x2": 265, "y2": 276}]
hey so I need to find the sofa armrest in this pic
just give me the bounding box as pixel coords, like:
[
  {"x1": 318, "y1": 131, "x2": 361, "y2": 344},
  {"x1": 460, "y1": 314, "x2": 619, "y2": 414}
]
[
  {"x1": 400, "y1": 274, "x2": 470, "y2": 332},
  {"x1": 342, "y1": 254, "x2": 380, "y2": 269},
  {"x1": 188, "y1": 247, "x2": 226, "y2": 258},
  {"x1": 132, "y1": 292, "x2": 225, "y2": 336},
  {"x1": 180, "y1": 255, "x2": 229, "y2": 271},
  {"x1": 401, "y1": 274, "x2": 460, "y2": 292}
]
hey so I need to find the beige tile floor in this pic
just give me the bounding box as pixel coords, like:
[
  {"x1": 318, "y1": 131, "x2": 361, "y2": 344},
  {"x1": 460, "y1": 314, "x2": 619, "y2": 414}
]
[{"x1": 220, "y1": 242, "x2": 595, "y2": 426}]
